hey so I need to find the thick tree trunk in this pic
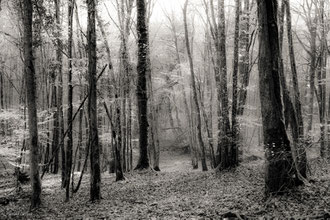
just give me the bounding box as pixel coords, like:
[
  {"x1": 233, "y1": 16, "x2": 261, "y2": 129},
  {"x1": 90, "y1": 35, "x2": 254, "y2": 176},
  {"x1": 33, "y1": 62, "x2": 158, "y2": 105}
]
[
  {"x1": 87, "y1": 0, "x2": 101, "y2": 201},
  {"x1": 22, "y1": 0, "x2": 42, "y2": 208},
  {"x1": 135, "y1": 0, "x2": 150, "y2": 170},
  {"x1": 257, "y1": 0, "x2": 297, "y2": 194}
]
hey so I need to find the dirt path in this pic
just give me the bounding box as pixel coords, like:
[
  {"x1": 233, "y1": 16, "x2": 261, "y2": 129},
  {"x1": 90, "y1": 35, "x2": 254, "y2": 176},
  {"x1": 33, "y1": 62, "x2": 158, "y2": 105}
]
[{"x1": 159, "y1": 151, "x2": 193, "y2": 172}]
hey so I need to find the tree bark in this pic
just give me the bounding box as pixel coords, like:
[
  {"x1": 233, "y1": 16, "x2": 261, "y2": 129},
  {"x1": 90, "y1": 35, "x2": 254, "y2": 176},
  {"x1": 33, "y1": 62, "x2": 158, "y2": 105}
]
[
  {"x1": 50, "y1": 70, "x2": 59, "y2": 174},
  {"x1": 54, "y1": 0, "x2": 65, "y2": 186},
  {"x1": 22, "y1": 0, "x2": 42, "y2": 208},
  {"x1": 65, "y1": 0, "x2": 74, "y2": 201},
  {"x1": 318, "y1": 0, "x2": 327, "y2": 158},
  {"x1": 215, "y1": 0, "x2": 234, "y2": 170},
  {"x1": 257, "y1": 0, "x2": 297, "y2": 194},
  {"x1": 87, "y1": 0, "x2": 101, "y2": 201},
  {"x1": 307, "y1": 18, "x2": 317, "y2": 136},
  {"x1": 104, "y1": 103, "x2": 125, "y2": 181},
  {"x1": 135, "y1": 0, "x2": 150, "y2": 170},
  {"x1": 0, "y1": 70, "x2": 3, "y2": 109},
  {"x1": 231, "y1": 0, "x2": 240, "y2": 166},
  {"x1": 237, "y1": 0, "x2": 251, "y2": 117}
]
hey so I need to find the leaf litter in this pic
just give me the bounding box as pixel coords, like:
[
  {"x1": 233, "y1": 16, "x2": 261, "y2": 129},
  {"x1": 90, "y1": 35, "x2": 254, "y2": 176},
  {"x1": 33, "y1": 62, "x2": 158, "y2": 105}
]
[{"x1": 0, "y1": 156, "x2": 330, "y2": 219}]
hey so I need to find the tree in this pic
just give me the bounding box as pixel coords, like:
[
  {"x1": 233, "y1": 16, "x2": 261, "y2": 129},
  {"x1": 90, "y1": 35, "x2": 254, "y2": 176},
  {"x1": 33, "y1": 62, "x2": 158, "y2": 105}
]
[
  {"x1": 135, "y1": 0, "x2": 150, "y2": 170},
  {"x1": 22, "y1": 0, "x2": 42, "y2": 208},
  {"x1": 65, "y1": 0, "x2": 74, "y2": 201},
  {"x1": 53, "y1": 0, "x2": 65, "y2": 184},
  {"x1": 257, "y1": 0, "x2": 297, "y2": 194},
  {"x1": 216, "y1": 0, "x2": 236, "y2": 170},
  {"x1": 303, "y1": 2, "x2": 318, "y2": 137},
  {"x1": 231, "y1": 0, "x2": 240, "y2": 166},
  {"x1": 285, "y1": 0, "x2": 307, "y2": 178},
  {"x1": 317, "y1": 0, "x2": 327, "y2": 158},
  {"x1": 87, "y1": 0, "x2": 101, "y2": 201},
  {"x1": 183, "y1": 0, "x2": 208, "y2": 171},
  {"x1": 237, "y1": 0, "x2": 251, "y2": 116}
]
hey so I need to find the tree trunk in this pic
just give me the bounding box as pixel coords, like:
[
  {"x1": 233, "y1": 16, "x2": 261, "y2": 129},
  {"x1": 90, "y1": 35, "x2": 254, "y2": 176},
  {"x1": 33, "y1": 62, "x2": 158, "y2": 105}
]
[
  {"x1": 307, "y1": 19, "x2": 317, "y2": 136},
  {"x1": 0, "y1": 70, "x2": 3, "y2": 109},
  {"x1": 231, "y1": 0, "x2": 240, "y2": 166},
  {"x1": 318, "y1": 0, "x2": 327, "y2": 158},
  {"x1": 65, "y1": 0, "x2": 74, "y2": 201},
  {"x1": 54, "y1": 0, "x2": 66, "y2": 187},
  {"x1": 152, "y1": 106, "x2": 160, "y2": 171},
  {"x1": 237, "y1": 0, "x2": 251, "y2": 117},
  {"x1": 183, "y1": 0, "x2": 207, "y2": 171},
  {"x1": 50, "y1": 72, "x2": 59, "y2": 174},
  {"x1": 257, "y1": 0, "x2": 297, "y2": 194},
  {"x1": 199, "y1": 47, "x2": 215, "y2": 167},
  {"x1": 87, "y1": 0, "x2": 101, "y2": 201},
  {"x1": 114, "y1": 95, "x2": 125, "y2": 180},
  {"x1": 77, "y1": 102, "x2": 83, "y2": 172},
  {"x1": 22, "y1": 0, "x2": 42, "y2": 208},
  {"x1": 215, "y1": 0, "x2": 234, "y2": 170},
  {"x1": 135, "y1": 0, "x2": 150, "y2": 170},
  {"x1": 285, "y1": 0, "x2": 307, "y2": 178},
  {"x1": 104, "y1": 103, "x2": 125, "y2": 181},
  {"x1": 190, "y1": 92, "x2": 199, "y2": 169},
  {"x1": 146, "y1": 55, "x2": 159, "y2": 171}
]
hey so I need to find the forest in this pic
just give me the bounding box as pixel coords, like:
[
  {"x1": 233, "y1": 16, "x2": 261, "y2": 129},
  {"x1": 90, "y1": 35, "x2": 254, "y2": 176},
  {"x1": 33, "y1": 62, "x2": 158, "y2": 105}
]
[{"x1": 0, "y1": 0, "x2": 330, "y2": 219}]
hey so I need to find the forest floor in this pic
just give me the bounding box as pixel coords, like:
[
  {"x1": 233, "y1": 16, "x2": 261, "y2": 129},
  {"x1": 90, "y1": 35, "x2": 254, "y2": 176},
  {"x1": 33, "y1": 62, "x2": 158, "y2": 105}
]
[{"x1": 0, "y1": 150, "x2": 330, "y2": 219}]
